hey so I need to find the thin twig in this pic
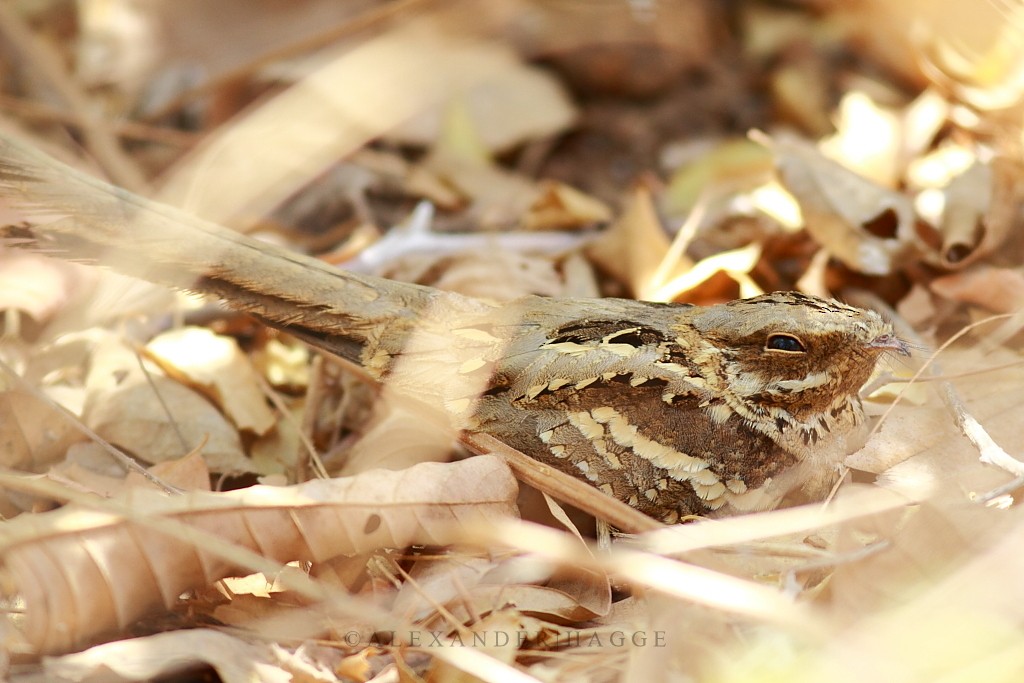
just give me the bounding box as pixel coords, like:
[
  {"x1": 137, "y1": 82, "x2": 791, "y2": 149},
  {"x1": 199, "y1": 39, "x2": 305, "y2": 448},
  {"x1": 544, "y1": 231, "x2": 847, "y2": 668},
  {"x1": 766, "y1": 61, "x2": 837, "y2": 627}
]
[
  {"x1": 0, "y1": 94, "x2": 199, "y2": 147},
  {"x1": 254, "y1": 370, "x2": 329, "y2": 480},
  {"x1": 134, "y1": 348, "x2": 191, "y2": 455}
]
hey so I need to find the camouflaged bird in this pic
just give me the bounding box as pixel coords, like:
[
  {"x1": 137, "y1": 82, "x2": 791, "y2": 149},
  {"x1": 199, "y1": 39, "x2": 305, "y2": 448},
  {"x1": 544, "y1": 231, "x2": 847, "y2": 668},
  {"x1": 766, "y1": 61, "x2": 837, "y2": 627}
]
[{"x1": 0, "y1": 135, "x2": 908, "y2": 523}]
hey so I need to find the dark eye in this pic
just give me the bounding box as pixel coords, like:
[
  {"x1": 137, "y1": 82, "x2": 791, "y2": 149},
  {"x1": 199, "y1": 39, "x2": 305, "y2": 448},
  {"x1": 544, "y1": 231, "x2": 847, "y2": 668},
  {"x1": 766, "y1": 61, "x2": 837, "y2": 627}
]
[{"x1": 765, "y1": 334, "x2": 806, "y2": 353}]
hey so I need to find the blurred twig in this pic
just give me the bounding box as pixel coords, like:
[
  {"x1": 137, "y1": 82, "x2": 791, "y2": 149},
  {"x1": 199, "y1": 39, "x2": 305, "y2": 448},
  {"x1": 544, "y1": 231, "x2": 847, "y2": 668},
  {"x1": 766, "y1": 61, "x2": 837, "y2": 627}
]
[
  {"x1": 0, "y1": 2, "x2": 147, "y2": 191},
  {"x1": 0, "y1": 94, "x2": 199, "y2": 147}
]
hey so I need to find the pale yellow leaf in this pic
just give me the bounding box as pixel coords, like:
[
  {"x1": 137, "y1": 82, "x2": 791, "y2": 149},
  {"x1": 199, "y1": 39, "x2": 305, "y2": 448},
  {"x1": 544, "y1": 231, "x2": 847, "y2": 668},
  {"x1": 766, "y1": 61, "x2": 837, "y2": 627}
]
[{"x1": 146, "y1": 326, "x2": 276, "y2": 436}]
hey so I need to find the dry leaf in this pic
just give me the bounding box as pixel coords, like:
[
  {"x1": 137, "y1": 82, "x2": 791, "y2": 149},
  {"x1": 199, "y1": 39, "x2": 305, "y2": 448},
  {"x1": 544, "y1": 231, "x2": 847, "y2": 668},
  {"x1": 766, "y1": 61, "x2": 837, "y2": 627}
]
[
  {"x1": 848, "y1": 346, "x2": 1023, "y2": 501},
  {"x1": 85, "y1": 373, "x2": 254, "y2": 473},
  {"x1": 523, "y1": 181, "x2": 611, "y2": 231},
  {"x1": 587, "y1": 187, "x2": 675, "y2": 297},
  {"x1": 662, "y1": 138, "x2": 774, "y2": 217},
  {"x1": 762, "y1": 131, "x2": 918, "y2": 275},
  {"x1": 820, "y1": 91, "x2": 902, "y2": 186},
  {"x1": 146, "y1": 326, "x2": 276, "y2": 436},
  {"x1": 0, "y1": 391, "x2": 32, "y2": 469},
  {"x1": 0, "y1": 387, "x2": 84, "y2": 472},
  {"x1": 83, "y1": 338, "x2": 254, "y2": 473},
  {"x1": 645, "y1": 242, "x2": 763, "y2": 303},
  {"x1": 43, "y1": 628, "x2": 289, "y2": 683},
  {"x1": 386, "y1": 42, "x2": 576, "y2": 154},
  {"x1": 0, "y1": 455, "x2": 518, "y2": 653},
  {"x1": 922, "y1": 157, "x2": 1024, "y2": 270},
  {"x1": 929, "y1": 265, "x2": 1024, "y2": 313}
]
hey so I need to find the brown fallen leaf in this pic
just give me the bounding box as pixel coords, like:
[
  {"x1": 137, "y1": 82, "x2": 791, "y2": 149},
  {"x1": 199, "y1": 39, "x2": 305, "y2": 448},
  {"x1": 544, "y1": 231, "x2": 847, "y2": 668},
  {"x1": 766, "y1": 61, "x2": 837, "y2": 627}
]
[
  {"x1": 587, "y1": 186, "x2": 676, "y2": 298},
  {"x1": 83, "y1": 338, "x2": 254, "y2": 473},
  {"x1": 0, "y1": 455, "x2": 518, "y2": 654}
]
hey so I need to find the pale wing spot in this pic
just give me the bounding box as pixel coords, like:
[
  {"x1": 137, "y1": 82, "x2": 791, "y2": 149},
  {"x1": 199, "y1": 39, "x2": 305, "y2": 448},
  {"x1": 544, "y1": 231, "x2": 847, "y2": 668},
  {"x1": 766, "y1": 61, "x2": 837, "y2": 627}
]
[
  {"x1": 656, "y1": 478, "x2": 669, "y2": 490},
  {"x1": 663, "y1": 510, "x2": 680, "y2": 524},
  {"x1": 652, "y1": 361, "x2": 692, "y2": 376},
  {"x1": 705, "y1": 402, "x2": 733, "y2": 425},
  {"x1": 569, "y1": 411, "x2": 605, "y2": 441},
  {"x1": 453, "y1": 327, "x2": 502, "y2": 343},
  {"x1": 540, "y1": 341, "x2": 591, "y2": 356},
  {"x1": 365, "y1": 348, "x2": 392, "y2": 374},
  {"x1": 591, "y1": 407, "x2": 709, "y2": 474},
  {"x1": 705, "y1": 496, "x2": 727, "y2": 511},
  {"x1": 574, "y1": 377, "x2": 598, "y2": 390},
  {"x1": 539, "y1": 429, "x2": 554, "y2": 443},
  {"x1": 601, "y1": 371, "x2": 618, "y2": 381},
  {"x1": 693, "y1": 481, "x2": 727, "y2": 501},
  {"x1": 547, "y1": 377, "x2": 571, "y2": 390},
  {"x1": 526, "y1": 384, "x2": 547, "y2": 400},
  {"x1": 629, "y1": 375, "x2": 650, "y2": 387},
  {"x1": 691, "y1": 469, "x2": 721, "y2": 486},
  {"x1": 726, "y1": 478, "x2": 747, "y2": 494},
  {"x1": 661, "y1": 392, "x2": 676, "y2": 404},
  {"x1": 599, "y1": 483, "x2": 615, "y2": 496},
  {"x1": 575, "y1": 460, "x2": 599, "y2": 482},
  {"x1": 458, "y1": 358, "x2": 487, "y2": 374},
  {"x1": 550, "y1": 445, "x2": 567, "y2": 459},
  {"x1": 601, "y1": 327, "x2": 640, "y2": 343},
  {"x1": 604, "y1": 451, "x2": 622, "y2": 469},
  {"x1": 627, "y1": 495, "x2": 639, "y2": 507},
  {"x1": 602, "y1": 344, "x2": 639, "y2": 358},
  {"x1": 644, "y1": 488, "x2": 659, "y2": 502}
]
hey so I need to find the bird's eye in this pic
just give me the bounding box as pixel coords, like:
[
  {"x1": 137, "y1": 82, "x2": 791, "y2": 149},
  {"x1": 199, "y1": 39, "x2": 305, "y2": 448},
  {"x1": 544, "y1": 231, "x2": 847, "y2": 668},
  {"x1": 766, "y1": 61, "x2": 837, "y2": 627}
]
[{"x1": 765, "y1": 334, "x2": 806, "y2": 353}]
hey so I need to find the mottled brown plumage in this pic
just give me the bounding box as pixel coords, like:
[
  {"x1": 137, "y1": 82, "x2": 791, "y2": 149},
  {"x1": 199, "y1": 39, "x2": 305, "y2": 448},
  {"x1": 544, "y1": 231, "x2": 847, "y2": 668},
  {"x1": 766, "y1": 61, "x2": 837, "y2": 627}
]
[{"x1": 0, "y1": 135, "x2": 908, "y2": 522}]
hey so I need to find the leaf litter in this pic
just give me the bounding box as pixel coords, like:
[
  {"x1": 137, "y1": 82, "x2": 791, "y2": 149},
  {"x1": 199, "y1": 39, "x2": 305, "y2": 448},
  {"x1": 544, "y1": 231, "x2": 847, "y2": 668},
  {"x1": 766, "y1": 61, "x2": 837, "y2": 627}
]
[{"x1": 1, "y1": 1, "x2": 1024, "y2": 681}]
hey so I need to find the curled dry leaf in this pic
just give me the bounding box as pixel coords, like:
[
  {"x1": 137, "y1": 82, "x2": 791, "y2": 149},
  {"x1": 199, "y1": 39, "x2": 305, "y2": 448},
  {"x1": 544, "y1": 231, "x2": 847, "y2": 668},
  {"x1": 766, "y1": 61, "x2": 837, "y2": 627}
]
[
  {"x1": 0, "y1": 455, "x2": 518, "y2": 654},
  {"x1": 156, "y1": 17, "x2": 569, "y2": 229},
  {"x1": 0, "y1": 391, "x2": 32, "y2": 470},
  {"x1": 762, "y1": 131, "x2": 918, "y2": 275},
  {"x1": 930, "y1": 158, "x2": 1024, "y2": 269},
  {"x1": 395, "y1": 554, "x2": 610, "y2": 630},
  {"x1": 43, "y1": 628, "x2": 288, "y2": 683},
  {"x1": 523, "y1": 181, "x2": 612, "y2": 231}
]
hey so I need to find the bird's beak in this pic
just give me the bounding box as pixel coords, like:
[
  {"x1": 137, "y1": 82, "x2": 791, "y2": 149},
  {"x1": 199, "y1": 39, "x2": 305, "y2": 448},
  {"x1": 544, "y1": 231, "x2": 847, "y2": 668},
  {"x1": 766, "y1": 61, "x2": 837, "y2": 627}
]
[{"x1": 866, "y1": 333, "x2": 911, "y2": 357}]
